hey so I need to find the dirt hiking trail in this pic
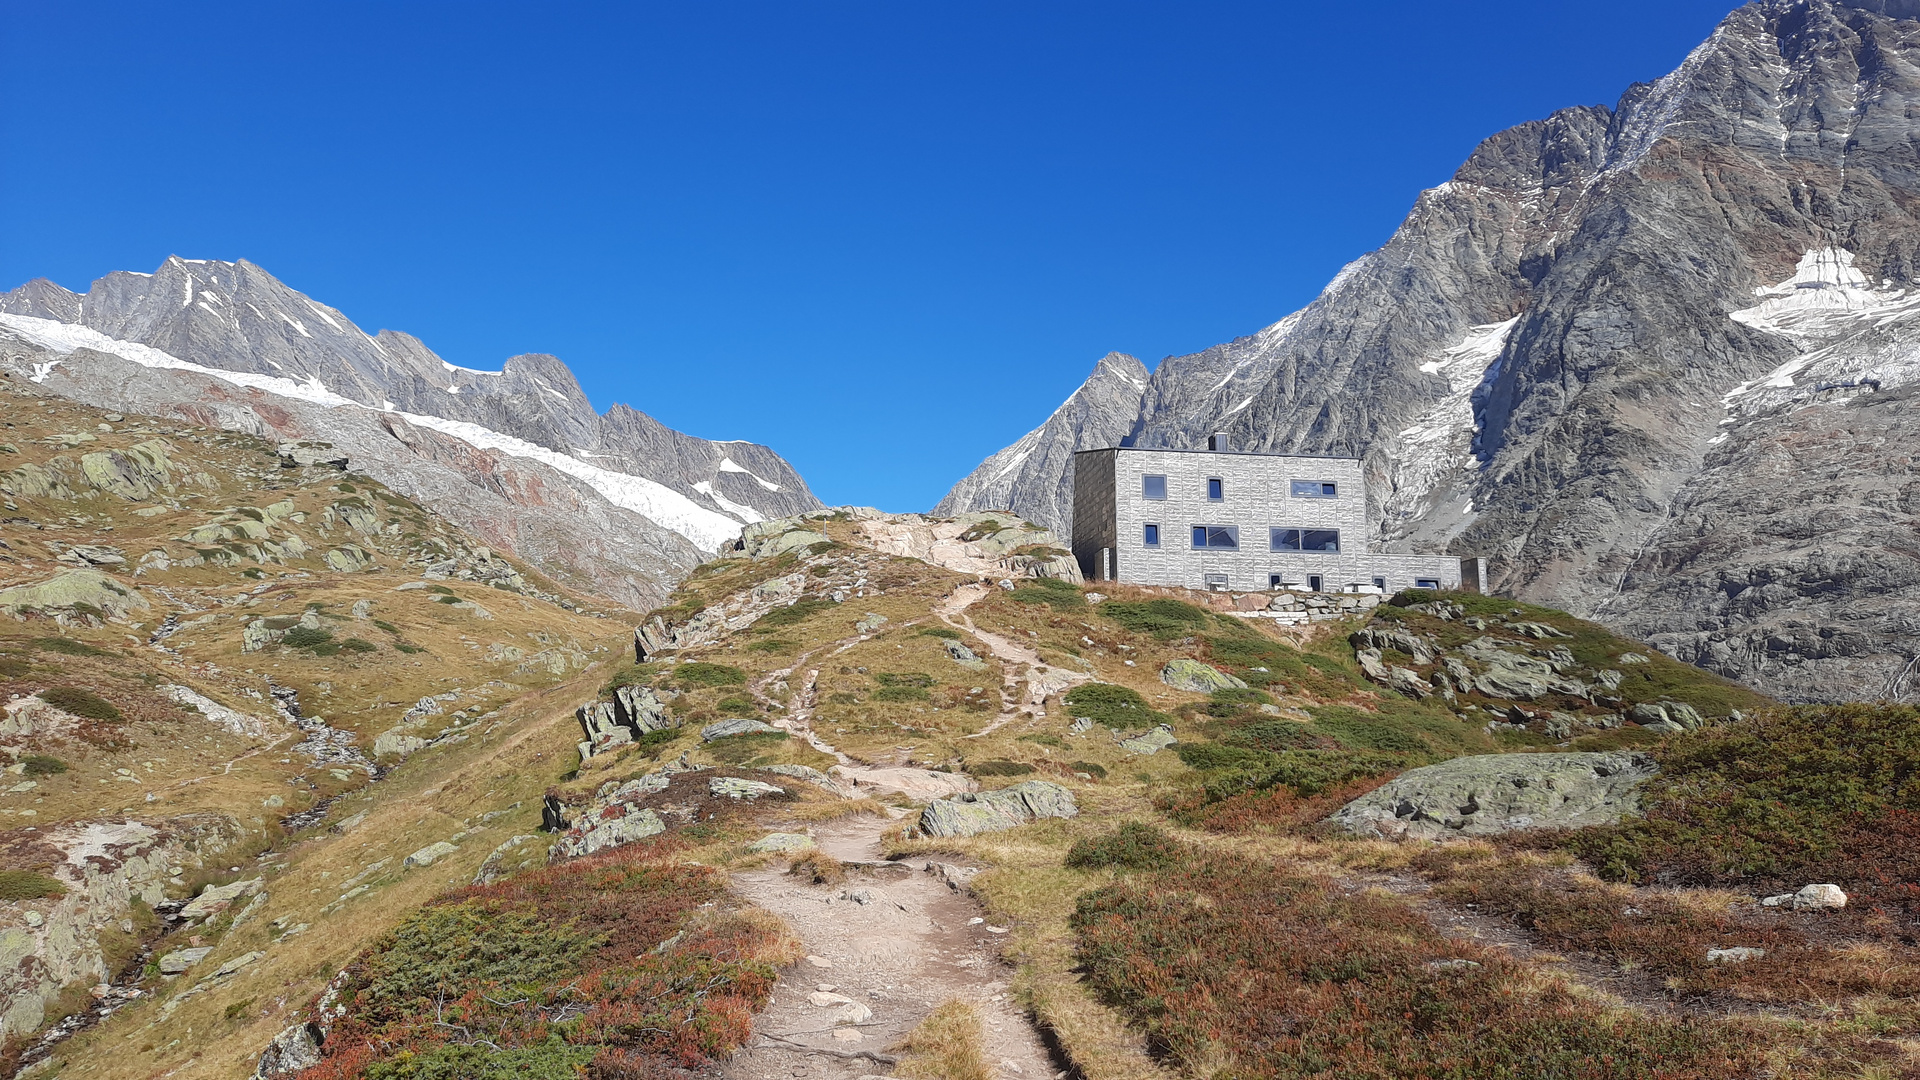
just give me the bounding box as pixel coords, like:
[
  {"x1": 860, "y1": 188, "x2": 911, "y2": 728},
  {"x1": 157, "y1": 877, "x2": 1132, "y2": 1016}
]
[{"x1": 724, "y1": 814, "x2": 1060, "y2": 1080}]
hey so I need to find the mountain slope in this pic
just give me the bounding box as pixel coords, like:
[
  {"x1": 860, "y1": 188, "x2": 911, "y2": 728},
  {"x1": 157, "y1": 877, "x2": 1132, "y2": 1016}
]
[
  {"x1": 0, "y1": 259, "x2": 820, "y2": 608},
  {"x1": 939, "y1": 0, "x2": 1920, "y2": 702}
]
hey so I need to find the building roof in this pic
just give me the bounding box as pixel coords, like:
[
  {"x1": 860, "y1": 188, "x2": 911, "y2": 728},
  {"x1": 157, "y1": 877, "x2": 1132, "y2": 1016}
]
[{"x1": 1073, "y1": 445, "x2": 1362, "y2": 462}]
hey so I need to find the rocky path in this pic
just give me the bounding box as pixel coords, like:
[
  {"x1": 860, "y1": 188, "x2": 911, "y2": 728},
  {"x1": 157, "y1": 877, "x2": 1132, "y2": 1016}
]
[
  {"x1": 724, "y1": 814, "x2": 1059, "y2": 1080},
  {"x1": 933, "y1": 584, "x2": 1091, "y2": 740}
]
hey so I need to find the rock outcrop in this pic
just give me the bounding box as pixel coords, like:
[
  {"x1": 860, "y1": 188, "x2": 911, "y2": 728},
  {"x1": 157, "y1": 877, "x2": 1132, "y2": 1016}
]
[
  {"x1": 1331, "y1": 752, "x2": 1657, "y2": 840},
  {"x1": 917, "y1": 781, "x2": 1079, "y2": 838}
]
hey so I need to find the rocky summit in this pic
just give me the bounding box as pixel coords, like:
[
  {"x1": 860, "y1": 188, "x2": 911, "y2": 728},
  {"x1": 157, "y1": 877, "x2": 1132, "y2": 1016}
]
[
  {"x1": 942, "y1": 0, "x2": 1920, "y2": 704},
  {"x1": 0, "y1": 258, "x2": 821, "y2": 610}
]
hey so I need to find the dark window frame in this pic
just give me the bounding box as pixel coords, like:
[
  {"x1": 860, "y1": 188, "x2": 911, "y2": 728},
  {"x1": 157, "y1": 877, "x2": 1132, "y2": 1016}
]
[
  {"x1": 1142, "y1": 474, "x2": 1167, "y2": 501},
  {"x1": 1143, "y1": 523, "x2": 1160, "y2": 547},
  {"x1": 1206, "y1": 477, "x2": 1224, "y2": 501},
  {"x1": 1415, "y1": 578, "x2": 1442, "y2": 590},
  {"x1": 1190, "y1": 524, "x2": 1239, "y2": 549},
  {"x1": 1289, "y1": 479, "x2": 1339, "y2": 499},
  {"x1": 1269, "y1": 527, "x2": 1340, "y2": 553}
]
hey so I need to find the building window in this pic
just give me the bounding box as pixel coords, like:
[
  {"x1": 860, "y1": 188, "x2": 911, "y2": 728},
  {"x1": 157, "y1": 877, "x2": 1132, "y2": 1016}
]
[
  {"x1": 1269, "y1": 528, "x2": 1340, "y2": 552},
  {"x1": 1142, "y1": 474, "x2": 1167, "y2": 500},
  {"x1": 1372, "y1": 576, "x2": 1387, "y2": 592},
  {"x1": 1290, "y1": 479, "x2": 1338, "y2": 498},
  {"x1": 1269, "y1": 574, "x2": 1285, "y2": 589},
  {"x1": 1307, "y1": 574, "x2": 1323, "y2": 592},
  {"x1": 1415, "y1": 578, "x2": 1441, "y2": 590},
  {"x1": 1205, "y1": 573, "x2": 1230, "y2": 591},
  {"x1": 1191, "y1": 525, "x2": 1239, "y2": 549},
  {"x1": 1206, "y1": 477, "x2": 1224, "y2": 501},
  {"x1": 1143, "y1": 523, "x2": 1159, "y2": 547}
]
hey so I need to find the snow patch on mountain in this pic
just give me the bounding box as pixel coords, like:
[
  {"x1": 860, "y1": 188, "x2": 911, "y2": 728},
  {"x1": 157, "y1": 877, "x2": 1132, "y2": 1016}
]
[
  {"x1": 0, "y1": 312, "x2": 754, "y2": 551},
  {"x1": 1379, "y1": 317, "x2": 1518, "y2": 531}
]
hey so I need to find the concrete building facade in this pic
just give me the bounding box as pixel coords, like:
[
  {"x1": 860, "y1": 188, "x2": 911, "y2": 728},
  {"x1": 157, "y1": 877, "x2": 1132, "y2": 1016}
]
[{"x1": 1072, "y1": 441, "x2": 1483, "y2": 593}]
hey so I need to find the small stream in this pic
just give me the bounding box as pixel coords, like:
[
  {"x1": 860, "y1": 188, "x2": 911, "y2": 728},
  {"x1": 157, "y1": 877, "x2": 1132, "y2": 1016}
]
[{"x1": 267, "y1": 680, "x2": 383, "y2": 831}]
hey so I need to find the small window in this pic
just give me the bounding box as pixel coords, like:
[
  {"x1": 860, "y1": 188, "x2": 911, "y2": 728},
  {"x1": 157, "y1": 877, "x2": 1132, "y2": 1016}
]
[
  {"x1": 1143, "y1": 523, "x2": 1159, "y2": 547},
  {"x1": 1307, "y1": 574, "x2": 1323, "y2": 592},
  {"x1": 1415, "y1": 578, "x2": 1441, "y2": 590},
  {"x1": 1372, "y1": 576, "x2": 1387, "y2": 592},
  {"x1": 1204, "y1": 573, "x2": 1230, "y2": 591},
  {"x1": 1191, "y1": 525, "x2": 1238, "y2": 549},
  {"x1": 1290, "y1": 480, "x2": 1338, "y2": 498},
  {"x1": 1206, "y1": 477, "x2": 1224, "y2": 501},
  {"x1": 1142, "y1": 474, "x2": 1167, "y2": 500},
  {"x1": 1269, "y1": 574, "x2": 1284, "y2": 589}
]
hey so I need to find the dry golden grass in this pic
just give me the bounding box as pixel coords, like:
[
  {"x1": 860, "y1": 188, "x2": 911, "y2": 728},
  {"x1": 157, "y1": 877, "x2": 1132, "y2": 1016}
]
[{"x1": 894, "y1": 1000, "x2": 993, "y2": 1080}]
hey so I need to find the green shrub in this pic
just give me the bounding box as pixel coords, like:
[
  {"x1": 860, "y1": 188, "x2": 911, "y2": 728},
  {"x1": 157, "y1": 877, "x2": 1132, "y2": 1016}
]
[
  {"x1": 339, "y1": 637, "x2": 378, "y2": 654},
  {"x1": 1071, "y1": 761, "x2": 1108, "y2": 779},
  {"x1": 716, "y1": 695, "x2": 758, "y2": 714},
  {"x1": 1099, "y1": 598, "x2": 1211, "y2": 639},
  {"x1": 601, "y1": 664, "x2": 661, "y2": 693},
  {"x1": 363, "y1": 1041, "x2": 599, "y2": 1080},
  {"x1": 1065, "y1": 822, "x2": 1188, "y2": 871},
  {"x1": 33, "y1": 636, "x2": 110, "y2": 657},
  {"x1": 394, "y1": 641, "x2": 426, "y2": 655},
  {"x1": 920, "y1": 626, "x2": 962, "y2": 640},
  {"x1": 357, "y1": 901, "x2": 603, "y2": 1009},
  {"x1": 0, "y1": 870, "x2": 67, "y2": 901},
  {"x1": 756, "y1": 598, "x2": 838, "y2": 630},
  {"x1": 1009, "y1": 577, "x2": 1086, "y2": 610},
  {"x1": 1568, "y1": 703, "x2": 1920, "y2": 887},
  {"x1": 0, "y1": 656, "x2": 27, "y2": 679},
  {"x1": 674, "y1": 662, "x2": 747, "y2": 688},
  {"x1": 20, "y1": 754, "x2": 68, "y2": 776},
  {"x1": 37, "y1": 686, "x2": 122, "y2": 721},
  {"x1": 435, "y1": 594, "x2": 462, "y2": 605},
  {"x1": 281, "y1": 625, "x2": 335, "y2": 649},
  {"x1": 970, "y1": 760, "x2": 1036, "y2": 777},
  {"x1": 372, "y1": 619, "x2": 401, "y2": 634},
  {"x1": 1064, "y1": 683, "x2": 1171, "y2": 729},
  {"x1": 429, "y1": 584, "x2": 457, "y2": 595}
]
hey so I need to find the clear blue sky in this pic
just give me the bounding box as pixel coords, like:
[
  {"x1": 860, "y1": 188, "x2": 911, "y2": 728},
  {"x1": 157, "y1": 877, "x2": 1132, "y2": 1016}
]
[{"x1": 4, "y1": 1, "x2": 1735, "y2": 511}]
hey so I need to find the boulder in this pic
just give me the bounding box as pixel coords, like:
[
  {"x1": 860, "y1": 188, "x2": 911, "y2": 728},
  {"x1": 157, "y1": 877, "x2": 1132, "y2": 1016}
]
[
  {"x1": 254, "y1": 1022, "x2": 325, "y2": 1079},
  {"x1": 179, "y1": 877, "x2": 264, "y2": 921},
  {"x1": 702, "y1": 717, "x2": 778, "y2": 740},
  {"x1": 1387, "y1": 666, "x2": 1432, "y2": 699},
  {"x1": 277, "y1": 441, "x2": 349, "y2": 469},
  {"x1": 1331, "y1": 752, "x2": 1658, "y2": 840},
  {"x1": 373, "y1": 731, "x2": 430, "y2": 758},
  {"x1": 403, "y1": 841, "x2": 460, "y2": 869},
  {"x1": 1628, "y1": 702, "x2": 1671, "y2": 725},
  {"x1": 1762, "y1": 884, "x2": 1847, "y2": 911},
  {"x1": 855, "y1": 613, "x2": 888, "y2": 634},
  {"x1": 1119, "y1": 724, "x2": 1177, "y2": 755},
  {"x1": 79, "y1": 441, "x2": 174, "y2": 500},
  {"x1": 759, "y1": 763, "x2": 842, "y2": 792},
  {"x1": 1706, "y1": 947, "x2": 1766, "y2": 964},
  {"x1": 918, "y1": 780, "x2": 1079, "y2": 838},
  {"x1": 613, "y1": 684, "x2": 675, "y2": 733},
  {"x1": 710, "y1": 777, "x2": 785, "y2": 800},
  {"x1": 554, "y1": 808, "x2": 665, "y2": 859},
  {"x1": 158, "y1": 947, "x2": 212, "y2": 975},
  {"x1": 1159, "y1": 658, "x2": 1248, "y2": 693},
  {"x1": 943, "y1": 638, "x2": 987, "y2": 670}
]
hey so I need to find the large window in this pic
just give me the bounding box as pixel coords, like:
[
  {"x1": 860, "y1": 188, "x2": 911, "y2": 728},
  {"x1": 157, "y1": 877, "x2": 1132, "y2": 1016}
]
[
  {"x1": 1290, "y1": 479, "x2": 1338, "y2": 498},
  {"x1": 1142, "y1": 474, "x2": 1167, "y2": 500},
  {"x1": 1191, "y1": 525, "x2": 1239, "y2": 549},
  {"x1": 1206, "y1": 477, "x2": 1224, "y2": 501},
  {"x1": 1270, "y1": 527, "x2": 1340, "y2": 552},
  {"x1": 1143, "y1": 523, "x2": 1160, "y2": 547}
]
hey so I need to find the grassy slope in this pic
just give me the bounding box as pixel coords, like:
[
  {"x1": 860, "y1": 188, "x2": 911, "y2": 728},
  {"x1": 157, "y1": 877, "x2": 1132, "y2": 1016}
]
[{"x1": 0, "y1": 381, "x2": 635, "y2": 1077}]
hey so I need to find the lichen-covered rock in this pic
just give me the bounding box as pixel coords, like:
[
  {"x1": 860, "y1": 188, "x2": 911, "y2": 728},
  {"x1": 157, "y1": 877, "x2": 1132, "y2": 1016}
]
[
  {"x1": 158, "y1": 946, "x2": 212, "y2": 975},
  {"x1": 710, "y1": 777, "x2": 785, "y2": 800},
  {"x1": 701, "y1": 717, "x2": 778, "y2": 741},
  {"x1": 1119, "y1": 724, "x2": 1177, "y2": 755},
  {"x1": 324, "y1": 544, "x2": 375, "y2": 572},
  {"x1": 1159, "y1": 658, "x2": 1247, "y2": 693},
  {"x1": 758, "y1": 763, "x2": 841, "y2": 793},
  {"x1": 553, "y1": 809, "x2": 665, "y2": 859},
  {"x1": 1332, "y1": 752, "x2": 1657, "y2": 840},
  {"x1": 403, "y1": 841, "x2": 459, "y2": 869},
  {"x1": 277, "y1": 440, "x2": 348, "y2": 469},
  {"x1": 0, "y1": 568, "x2": 148, "y2": 620},
  {"x1": 918, "y1": 780, "x2": 1079, "y2": 838},
  {"x1": 179, "y1": 877, "x2": 263, "y2": 921},
  {"x1": 943, "y1": 638, "x2": 987, "y2": 670},
  {"x1": 254, "y1": 1022, "x2": 325, "y2": 1078},
  {"x1": 78, "y1": 441, "x2": 174, "y2": 500}
]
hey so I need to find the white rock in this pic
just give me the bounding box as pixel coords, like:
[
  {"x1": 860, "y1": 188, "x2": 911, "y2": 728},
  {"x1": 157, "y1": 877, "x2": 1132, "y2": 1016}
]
[
  {"x1": 829, "y1": 1001, "x2": 874, "y2": 1025},
  {"x1": 404, "y1": 841, "x2": 460, "y2": 868},
  {"x1": 1792, "y1": 883, "x2": 1847, "y2": 910},
  {"x1": 1706, "y1": 946, "x2": 1766, "y2": 964},
  {"x1": 809, "y1": 991, "x2": 854, "y2": 1007}
]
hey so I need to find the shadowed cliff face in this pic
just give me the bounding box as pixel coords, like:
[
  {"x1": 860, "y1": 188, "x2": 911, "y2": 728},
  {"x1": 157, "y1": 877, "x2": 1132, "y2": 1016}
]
[
  {"x1": 0, "y1": 258, "x2": 822, "y2": 609},
  {"x1": 940, "y1": 0, "x2": 1920, "y2": 703}
]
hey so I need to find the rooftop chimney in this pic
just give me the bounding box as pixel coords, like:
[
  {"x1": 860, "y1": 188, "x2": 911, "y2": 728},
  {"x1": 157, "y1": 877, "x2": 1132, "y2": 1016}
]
[{"x1": 1206, "y1": 432, "x2": 1229, "y2": 452}]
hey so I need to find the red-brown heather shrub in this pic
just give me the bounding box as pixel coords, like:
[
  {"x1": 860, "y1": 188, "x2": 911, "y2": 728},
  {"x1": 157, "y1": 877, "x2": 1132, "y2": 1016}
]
[
  {"x1": 295, "y1": 839, "x2": 796, "y2": 1080},
  {"x1": 1071, "y1": 850, "x2": 1767, "y2": 1079}
]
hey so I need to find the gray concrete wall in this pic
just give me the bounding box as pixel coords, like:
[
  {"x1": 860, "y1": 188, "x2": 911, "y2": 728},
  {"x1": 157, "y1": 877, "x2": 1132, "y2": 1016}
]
[
  {"x1": 1071, "y1": 449, "x2": 1117, "y2": 580},
  {"x1": 1079, "y1": 447, "x2": 1469, "y2": 592}
]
